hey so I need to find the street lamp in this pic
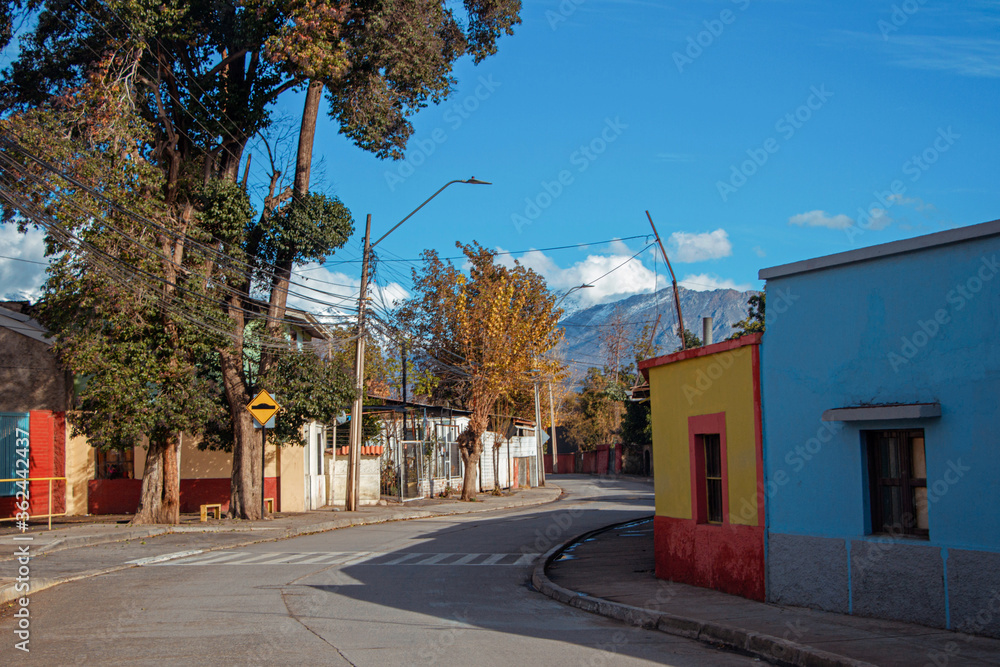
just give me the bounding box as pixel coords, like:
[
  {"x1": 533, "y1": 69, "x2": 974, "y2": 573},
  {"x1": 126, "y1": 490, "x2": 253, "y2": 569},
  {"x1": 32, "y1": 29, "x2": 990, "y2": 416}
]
[
  {"x1": 345, "y1": 177, "x2": 492, "y2": 511},
  {"x1": 553, "y1": 283, "x2": 593, "y2": 308},
  {"x1": 546, "y1": 283, "x2": 592, "y2": 476}
]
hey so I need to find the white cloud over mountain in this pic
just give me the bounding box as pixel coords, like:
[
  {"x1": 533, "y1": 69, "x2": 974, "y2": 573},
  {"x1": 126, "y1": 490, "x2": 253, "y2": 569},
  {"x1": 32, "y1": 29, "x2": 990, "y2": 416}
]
[
  {"x1": 667, "y1": 229, "x2": 732, "y2": 262},
  {"x1": 679, "y1": 273, "x2": 753, "y2": 292}
]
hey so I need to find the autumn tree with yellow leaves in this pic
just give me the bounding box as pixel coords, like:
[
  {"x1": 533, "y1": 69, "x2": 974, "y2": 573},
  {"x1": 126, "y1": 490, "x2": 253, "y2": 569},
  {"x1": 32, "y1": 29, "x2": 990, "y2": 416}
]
[{"x1": 398, "y1": 242, "x2": 562, "y2": 500}]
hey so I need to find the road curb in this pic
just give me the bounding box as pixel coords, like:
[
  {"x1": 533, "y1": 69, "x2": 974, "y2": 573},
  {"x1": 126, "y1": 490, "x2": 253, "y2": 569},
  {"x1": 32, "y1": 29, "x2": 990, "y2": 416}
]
[
  {"x1": 1, "y1": 486, "x2": 562, "y2": 605},
  {"x1": 531, "y1": 519, "x2": 876, "y2": 667},
  {"x1": 0, "y1": 526, "x2": 173, "y2": 563}
]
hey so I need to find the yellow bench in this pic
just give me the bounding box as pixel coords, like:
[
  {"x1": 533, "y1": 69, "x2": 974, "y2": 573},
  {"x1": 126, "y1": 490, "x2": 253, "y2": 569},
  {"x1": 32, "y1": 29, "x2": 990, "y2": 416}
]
[
  {"x1": 264, "y1": 497, "x2": 275, "y2": 513},
  {"x1": 200, "y1": 503, "x2": 222, "y2": 521}
]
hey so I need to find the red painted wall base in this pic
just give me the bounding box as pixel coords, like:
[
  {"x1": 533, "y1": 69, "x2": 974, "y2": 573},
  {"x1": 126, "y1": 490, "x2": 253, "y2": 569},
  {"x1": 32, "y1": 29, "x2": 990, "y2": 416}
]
[
  {"x1": 654, "y1": 514, "x2": 765, "y2": 601},
  {"x1": 88, "y1": 477, "x2": 281, "y2": 515}
]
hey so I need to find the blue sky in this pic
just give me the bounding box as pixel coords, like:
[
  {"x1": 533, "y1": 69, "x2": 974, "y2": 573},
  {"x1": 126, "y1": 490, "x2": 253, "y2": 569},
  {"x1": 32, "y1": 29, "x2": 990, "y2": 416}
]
[{"x1": 3, "y1": 0, "x2": 999, "y2": 313}]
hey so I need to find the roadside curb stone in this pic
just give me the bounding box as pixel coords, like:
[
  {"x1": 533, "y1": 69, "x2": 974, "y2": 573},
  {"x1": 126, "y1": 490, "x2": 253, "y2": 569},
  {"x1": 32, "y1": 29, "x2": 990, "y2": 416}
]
[
  {"x1": 531, "y1": 519, "x2": 876, "y2": 667},
  {"x1": 0, "y1": 485, "x2": 561, "y2": 605}
]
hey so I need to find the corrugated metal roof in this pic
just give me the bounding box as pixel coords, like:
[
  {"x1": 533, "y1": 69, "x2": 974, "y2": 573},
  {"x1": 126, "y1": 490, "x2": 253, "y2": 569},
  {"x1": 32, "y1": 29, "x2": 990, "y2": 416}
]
[{"x1": 0, "y1": 305, "x2": 52, "y2": 345}]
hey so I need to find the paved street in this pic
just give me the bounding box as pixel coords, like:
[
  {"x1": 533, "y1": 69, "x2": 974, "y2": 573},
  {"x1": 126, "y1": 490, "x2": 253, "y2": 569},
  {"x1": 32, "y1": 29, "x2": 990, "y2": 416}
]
[{"x1": 2, "y1": 477, "x2": 756, "y2": 665}]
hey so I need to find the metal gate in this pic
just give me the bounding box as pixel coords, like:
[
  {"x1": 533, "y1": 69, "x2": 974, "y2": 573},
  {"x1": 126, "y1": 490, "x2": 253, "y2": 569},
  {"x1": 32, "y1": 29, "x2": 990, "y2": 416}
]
[{"x1": 0, "y1": 413, "x2": 29, "y2": 496}]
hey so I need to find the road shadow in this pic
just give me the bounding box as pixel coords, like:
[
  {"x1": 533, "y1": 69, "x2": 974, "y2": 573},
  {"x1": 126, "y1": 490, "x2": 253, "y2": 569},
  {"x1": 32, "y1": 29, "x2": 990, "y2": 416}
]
[{"x1": 275, "y1": 479, "x2": 729, "y2": 665}]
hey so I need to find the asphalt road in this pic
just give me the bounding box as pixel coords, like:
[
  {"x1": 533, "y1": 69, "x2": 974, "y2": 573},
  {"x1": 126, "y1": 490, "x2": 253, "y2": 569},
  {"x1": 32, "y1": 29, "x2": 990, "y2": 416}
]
[{"x1": 2, "y1": 476, "x2": 756, "y2": 666}]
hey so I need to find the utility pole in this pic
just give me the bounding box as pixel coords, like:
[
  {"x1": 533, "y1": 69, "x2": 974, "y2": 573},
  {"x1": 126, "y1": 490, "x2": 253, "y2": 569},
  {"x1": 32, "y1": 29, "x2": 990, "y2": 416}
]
[
  {"x1": 534, "y1": 380, "x2": 545, "y2": 486},
  {"x1": 646, "y1": 210, "x2": 686, "y2": 350},
  {"x1": 547, "y1": 382, "x2": 559, "y2": 474},
  {"x1": 346, "y1": 214, "x2": 372, "y2": 512},
  {"x1": 344, "y1": 179, "x2": 490, "y2": 510},
  {"x1": 401, "y1": 339, "x2": 407, "y2": 441}
]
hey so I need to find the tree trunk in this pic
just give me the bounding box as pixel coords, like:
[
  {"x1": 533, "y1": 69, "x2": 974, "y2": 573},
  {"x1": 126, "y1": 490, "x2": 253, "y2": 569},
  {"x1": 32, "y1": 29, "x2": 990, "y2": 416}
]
[
  {"x1": 131, "y1": 438, "x2": 180, "y2": 525},
  {"x1": 293, "y1": 80, "x2": 323, "y2": 197},
  {"x1": 219, "y1": 332, "x2": 263, "y2": 519},
  {"x1": 229, "y1": 408, "x2": 262, "y2": 520},
  {"x1": 493, "y1": 442, "x2": 500, "y2": 491},
  {"x1": 460, "y1": 444, "x2": 481, "y2": 501},
  {"x1": 226, "y1": 80, "x2": 322, "y2": 518}
]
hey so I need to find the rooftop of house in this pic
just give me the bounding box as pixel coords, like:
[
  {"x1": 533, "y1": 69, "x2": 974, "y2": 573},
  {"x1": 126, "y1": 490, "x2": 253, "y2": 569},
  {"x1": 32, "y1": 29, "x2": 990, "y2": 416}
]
[
  {"x1": 0, "y1": 303, "x2": 51, "y2": 345},
  {"x1": 637, "y1": 332, "x2": 762, "y2": 380},
  {"x1": 759, "y1": 217, "x2": 1000, "y2": 281}
]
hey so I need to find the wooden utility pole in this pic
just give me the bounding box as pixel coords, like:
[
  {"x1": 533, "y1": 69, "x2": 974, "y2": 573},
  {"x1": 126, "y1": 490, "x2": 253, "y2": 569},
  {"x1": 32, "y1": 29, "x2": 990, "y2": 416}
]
[
  {"x1": 646, "y1": 211, "x2": 686, "y2": 350},
  {"x1": 548, "y1": 382, "x2": 559, "y2": 474},
  {"x1": 346, "y1": 214, "x2": 372, "y2": 511}
]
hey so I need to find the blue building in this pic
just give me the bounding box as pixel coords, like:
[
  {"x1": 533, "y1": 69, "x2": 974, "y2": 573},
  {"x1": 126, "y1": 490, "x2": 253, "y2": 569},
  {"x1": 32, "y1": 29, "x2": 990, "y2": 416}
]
[{"x1": 759, "y1": 219, "x2": 1000, "y2": 638}]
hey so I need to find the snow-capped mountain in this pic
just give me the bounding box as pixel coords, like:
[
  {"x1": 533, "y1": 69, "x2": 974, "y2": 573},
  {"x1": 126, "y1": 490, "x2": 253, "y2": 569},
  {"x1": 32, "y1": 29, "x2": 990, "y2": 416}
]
[{"x1": 557, "y1": 286, "x2": 757, "y2": 369}]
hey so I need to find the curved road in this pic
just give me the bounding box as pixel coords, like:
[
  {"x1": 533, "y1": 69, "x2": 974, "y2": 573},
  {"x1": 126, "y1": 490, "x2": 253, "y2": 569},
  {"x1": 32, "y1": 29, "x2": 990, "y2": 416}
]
[{"x1": 4, "y1": 476, "x2": 754, "y2": 665}]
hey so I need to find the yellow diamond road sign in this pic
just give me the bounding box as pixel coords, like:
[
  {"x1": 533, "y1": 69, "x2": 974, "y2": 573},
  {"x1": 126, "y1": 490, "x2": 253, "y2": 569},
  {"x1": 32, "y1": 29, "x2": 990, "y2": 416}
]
[{"x1": 246, "y1": 389, "x2": 279, "y2": 426}]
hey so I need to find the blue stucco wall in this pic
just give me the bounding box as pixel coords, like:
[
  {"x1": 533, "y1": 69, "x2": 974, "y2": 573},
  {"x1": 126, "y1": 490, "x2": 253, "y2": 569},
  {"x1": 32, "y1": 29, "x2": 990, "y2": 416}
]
[{"x1": 761, "y1": 234, "x2": 1000, "y2": 551}]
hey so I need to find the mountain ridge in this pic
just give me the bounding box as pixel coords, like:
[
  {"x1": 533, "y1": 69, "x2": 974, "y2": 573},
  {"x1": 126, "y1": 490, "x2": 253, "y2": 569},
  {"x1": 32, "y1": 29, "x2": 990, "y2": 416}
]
[{"x1": 557, "y1": 286, "x2": 757, "y2": 369}]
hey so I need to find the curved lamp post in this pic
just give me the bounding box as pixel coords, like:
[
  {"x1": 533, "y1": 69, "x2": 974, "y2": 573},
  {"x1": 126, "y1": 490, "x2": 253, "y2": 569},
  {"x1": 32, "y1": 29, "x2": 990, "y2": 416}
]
[{"x1": 346, "y1": 177, "x2": 492, "y2": 511}]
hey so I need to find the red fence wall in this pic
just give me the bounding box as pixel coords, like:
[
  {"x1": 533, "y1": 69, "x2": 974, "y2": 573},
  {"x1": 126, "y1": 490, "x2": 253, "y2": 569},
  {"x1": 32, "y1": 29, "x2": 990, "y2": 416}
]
[{"x1": 88, "y1": 477, "x2": 281, "y2": 515}]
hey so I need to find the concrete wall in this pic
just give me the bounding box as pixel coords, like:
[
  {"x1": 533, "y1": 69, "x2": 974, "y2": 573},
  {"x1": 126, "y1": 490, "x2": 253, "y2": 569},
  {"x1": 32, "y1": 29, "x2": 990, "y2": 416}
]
[
  {"x1": 0, "y1": 329, "x2": 71, "y2": 413},
  {"x1": 279, "y1": 441, "x2": 305, "y2": 513},
  {"x1": 330, "y1": 454, "x2": 381, "y2": 506},
  {"x1": 761, "y1": 231, "x2": 1000, "y2": 636},
  {"x1": 642, "y1": 335, "x2": 765, "y2": 600}
]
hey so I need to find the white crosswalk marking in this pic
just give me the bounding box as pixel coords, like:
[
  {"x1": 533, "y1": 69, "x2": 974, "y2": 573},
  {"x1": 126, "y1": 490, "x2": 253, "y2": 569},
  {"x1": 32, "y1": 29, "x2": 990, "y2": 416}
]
[
  {"x1": 415, "y1": 553, "x2": 452, "y2": 565},
  {"x1": 452, "y1": 553, "x2": 483, "y2": 565},
  {"x1": 173, "y1": 551, "x2": 246, "y2": 565},
  {"x1": 148, "y1": 550, "x2": 540, "y2": 567},
  {"x1": 295, "y1": 552, "x2": 346, "y2": 565},
  {"x1": 384, "y1": 552, "x2": 423, "y2": 565},
  {"x1": 513, "y1": 553, "x2": 537, "y2": 566},
  {"x1": 480, "y1": 553, "x2": 506, "y2": 566}
]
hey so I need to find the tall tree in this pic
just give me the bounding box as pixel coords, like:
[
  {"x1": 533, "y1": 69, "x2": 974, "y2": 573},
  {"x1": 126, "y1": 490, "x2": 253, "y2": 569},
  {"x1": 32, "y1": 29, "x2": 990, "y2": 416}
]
[
  {"x1": 730, "y1": 293, "x2": 765, "y2": 338},
  {"x1": 399, "y1": 242, "x2": 561, "y2": 500},
  {"x1": 1, "y1": 0, "x2": 523, "y2": 519}
]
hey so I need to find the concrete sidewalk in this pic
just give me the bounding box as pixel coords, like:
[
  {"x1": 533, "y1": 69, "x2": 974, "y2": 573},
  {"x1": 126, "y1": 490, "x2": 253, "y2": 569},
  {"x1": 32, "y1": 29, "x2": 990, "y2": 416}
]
[
  {"x1": 1, "y1": 485, "x2": 561, "y2": 604},
  {"x1": 534, "y1": 518, "x2": 1000, "y2": 667}
]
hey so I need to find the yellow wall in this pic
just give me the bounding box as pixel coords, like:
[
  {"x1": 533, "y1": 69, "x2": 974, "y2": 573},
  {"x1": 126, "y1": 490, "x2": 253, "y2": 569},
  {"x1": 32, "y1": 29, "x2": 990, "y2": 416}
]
[
  {"x1": 648, "y1": 344, "x2": 760, "y2": 526},
  {"x1": 134, "y1": 434, "x2": 283, "y2": 480},
  {"x1": 279, "y1": 442, "x2": 305, "y2": 512},
  {"x1": 64, "y1": 432, "x2": 93, "y2": 516}
]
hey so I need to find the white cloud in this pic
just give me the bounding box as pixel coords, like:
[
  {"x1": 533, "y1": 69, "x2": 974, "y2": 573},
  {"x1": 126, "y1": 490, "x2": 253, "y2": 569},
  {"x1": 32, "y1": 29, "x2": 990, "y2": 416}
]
[
  {"x1": 498, "y1": 243, "x2": 659, "y2": 309},
  {"x1": 788, "y1": 210, "x2": 854, "y2": 229},
  {"x1": 865, "y1": 207, "x2": 893, "y2": 230},
  {"x1": 679, "y1": 273, "x2": 752, "y2": 292},
  {"x1": 667, "y1": 229, "x2": 732, "y2": 263},
  {"x1": 0, "y1": 225, "x2": 48, "y2": 301},
  {"x1": 290, "y1": 262, "x2": 408, "y2": 321},
  {"x1": 886, "y1": 35, "x2": 1000, "y2": 79},
  {"x1": 887, "y1": 193, "x2": 936, "y2": 211},
  {"x1": 752, "y1": 245, "x2": 766, "y2": 258}
]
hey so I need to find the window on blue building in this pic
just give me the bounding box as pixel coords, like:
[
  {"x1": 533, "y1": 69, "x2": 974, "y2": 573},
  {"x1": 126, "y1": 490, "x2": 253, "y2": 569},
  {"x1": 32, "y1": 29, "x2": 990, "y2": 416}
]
[{"x1": 865, "y1": 429, "x2": 928, "y2": 538}]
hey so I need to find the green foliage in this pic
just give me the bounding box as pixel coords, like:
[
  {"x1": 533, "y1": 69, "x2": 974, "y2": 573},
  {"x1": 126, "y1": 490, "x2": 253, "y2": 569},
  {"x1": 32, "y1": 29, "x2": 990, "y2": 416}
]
[
  {"x1": 197, "y1": 180, "x2": 256, "y2": 247},
  {"x1": 263, "y1": 346, "x2": 354, "y2": 446},
  {"x1": 563, "y1": 367, "x2": 623, "y2": 452},
  {"x1": 39, "y1": 247, "x2": 223, "y2": 451},
  {"x1": 730, "y1": 293, "x2": 765, "y2": 338},
  {"x1": 257, "y1": 192, "x2": 353, "y2": 266},
  {"x1": 2, "y1": 0, "x2": 523, "y2": 161},
  {"x1": 676, "y1": 328, "x2": 703, "y2": 351},
  {"x1": 620, "y1": 398, "x2": 651, "y2": 456}
]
